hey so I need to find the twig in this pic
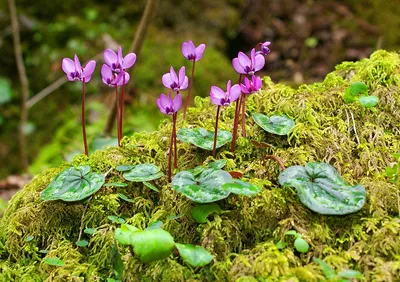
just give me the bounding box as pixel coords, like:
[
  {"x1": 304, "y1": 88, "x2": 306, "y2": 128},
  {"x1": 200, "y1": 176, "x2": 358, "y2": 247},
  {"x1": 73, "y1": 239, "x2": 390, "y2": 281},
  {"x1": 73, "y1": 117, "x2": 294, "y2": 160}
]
[
  {"x1": 104, "y1": 0, "x2": 159, "y2": 136},
  {"x1": 8, "y1": 0, "x2": 29, "y2": 171},
  {"x1": 349, "y1": 110, "x2": 360, "y2": 145},
  {"x1": 77, "y1": 196, "x2": 93, "y2": 242},
  {"x1": 26, "y1": 77, "x2": 66, "y2": 109}
]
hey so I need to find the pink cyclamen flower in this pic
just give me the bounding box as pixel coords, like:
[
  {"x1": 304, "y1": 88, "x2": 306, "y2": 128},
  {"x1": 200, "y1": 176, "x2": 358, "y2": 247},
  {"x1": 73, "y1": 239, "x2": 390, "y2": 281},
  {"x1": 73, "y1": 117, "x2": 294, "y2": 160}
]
[
  {"x1": 62, "y1": 54, "x2": 96, "y2": 82},
  {"x1": 240, "y1": 75, "x2": 262, "y2": 95},
  {"x1": 104, "y1": 46, "x2": 137, "y2": 73},
  {"x1": 210, "y1": 80, "x2": 241, "y2": 106},
  {"x1": 156, "y1": 93, "x2": 182, "y2": 115},
  {"x1": 101, "y1": 64, "x2": 130, "y2": 87},
  {"x1": 232, "y1": 48, "x2": 265, "y2": 75},
  {"x1": 181, "y1": 40, "x2": 206, "y2": 61},
  {"x1": 162, "y1": 66, "x2": 188, "y2": 91},
  {"x1": 260, "y1": 41, "x2": 271, "y2": 56}
]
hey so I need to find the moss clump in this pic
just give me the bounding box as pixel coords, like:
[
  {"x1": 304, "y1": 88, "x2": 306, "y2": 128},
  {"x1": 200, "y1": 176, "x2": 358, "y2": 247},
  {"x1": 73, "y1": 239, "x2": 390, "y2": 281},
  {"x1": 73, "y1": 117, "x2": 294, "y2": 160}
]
[{"x1": 1, "y1": 50, "x2": 400, "y2": 281}]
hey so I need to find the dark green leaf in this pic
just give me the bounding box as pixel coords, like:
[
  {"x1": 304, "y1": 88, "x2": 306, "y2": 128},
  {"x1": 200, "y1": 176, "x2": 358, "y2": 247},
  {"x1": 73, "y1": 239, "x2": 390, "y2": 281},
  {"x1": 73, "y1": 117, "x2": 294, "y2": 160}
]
[
  {"x1": 294, "y1": 237, "x2": 309, "y2": 253},
  {"x1": 172, "y1": 168, "x2": 232, "y2": 203},
  {"x1": 130, "y1": 229, "x2": 175, "y2": 263},
  {"x1": 208, "y1": 160, "x2": 227, "y2": 170},
  {"x1": 116, "y1": 165, "x2": 135, "y2": 172},
  {"x1": 177, "y1": 128, "x2": 232, "y2": 150},
  {"x1": 89, "y1": 136, "x2": 118, "y2": 153},
  {"x1": 24, "y1": 235, "x2": 34, "y2": 242},
  {"x1": 313, "y1": 258, "x2": 335, "y2": 279},
  {"x1": 143, "y1": 181, "x2": 160, "y2": 192},
  {"x1": 358, "y1": 95, "x2": 379, "y2": 108},
  {"x1": 40, "y1": 166, "x2": 105, "y2": 202},
  {"x1": 104, "y1": 182, "x2": 128, "y2": 187},
  {"x1": 221, "y1": 179, "x2": 261, "y2": 196},
  {"x1": 118, "y1": 193, "x2": 135, "y2": 203},
  {"x1": 175, "y1": 243, "x2": 214, "y2": 267},
  {"x1": 122, "y1": 164, "x2": 163, "y2": 182},
  {"x1": 43, "y1": 257, "x2": 65, "y2": 267},
  {"x1": 192, "y1": 203, "x2": 222, "y2": 223},
  {"x1": 146, "y1": 221, "x2": 163, "y2": 230},
  {"x1": 76, "y1": 240, "x2": 88, "y2": 247},
  {"x1": 84, "y1": 228, "x2": 97, "y2": 235},
  {"x1": 279, "y1": 162, "x2": 366, "y2": 215},
  {"x1": 0, "y1": 77, "x2": 13, "y2": 105},
  {"x1": 108, "y1": 215, "x2": 126, "y2": 224},
  {"x1": 252, "y1": 113, "x2": 295, "y2": 135},
  {"x1": 344, "y1": 82, "x2": 368, "y2": 104}
]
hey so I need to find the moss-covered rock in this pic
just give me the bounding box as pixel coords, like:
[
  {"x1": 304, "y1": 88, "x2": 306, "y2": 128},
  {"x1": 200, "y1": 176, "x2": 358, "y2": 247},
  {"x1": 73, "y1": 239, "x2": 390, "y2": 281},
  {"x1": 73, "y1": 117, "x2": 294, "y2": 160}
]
[{"x1": 1, "y1": 50, "x2": 400, "y2": 281}]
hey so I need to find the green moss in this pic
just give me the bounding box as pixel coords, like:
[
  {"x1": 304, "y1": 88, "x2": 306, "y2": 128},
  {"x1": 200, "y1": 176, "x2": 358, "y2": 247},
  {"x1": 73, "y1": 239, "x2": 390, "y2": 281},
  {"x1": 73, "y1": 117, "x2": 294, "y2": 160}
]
[{"x1": 1, "y1": 50, "x2": 400, "y2": 281}]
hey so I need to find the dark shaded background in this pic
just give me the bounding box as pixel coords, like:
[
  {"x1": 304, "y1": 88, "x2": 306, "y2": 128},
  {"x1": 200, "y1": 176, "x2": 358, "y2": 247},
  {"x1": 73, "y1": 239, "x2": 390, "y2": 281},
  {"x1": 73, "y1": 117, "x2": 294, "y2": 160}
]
[{"x1": 0, "y1": 0, "x2": 399, "y2": 186}]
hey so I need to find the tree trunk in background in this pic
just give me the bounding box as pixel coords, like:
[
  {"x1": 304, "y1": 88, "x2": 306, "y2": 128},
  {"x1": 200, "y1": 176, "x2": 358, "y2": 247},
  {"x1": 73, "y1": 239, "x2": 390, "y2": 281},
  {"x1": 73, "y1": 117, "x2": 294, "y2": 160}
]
[
  {"x1": 103, "y1": 0, "x2": 159, "y2": 136},
  {"x1": 8, "y1": 0, "x2": 29, "y2": 172}
]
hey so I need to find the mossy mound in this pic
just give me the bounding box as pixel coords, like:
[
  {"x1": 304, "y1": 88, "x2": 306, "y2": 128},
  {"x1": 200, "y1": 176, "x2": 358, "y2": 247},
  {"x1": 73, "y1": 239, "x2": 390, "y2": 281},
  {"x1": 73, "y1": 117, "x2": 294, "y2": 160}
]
[{"x1": 1, "y1": 50, "x2": 400, "y2": 281}]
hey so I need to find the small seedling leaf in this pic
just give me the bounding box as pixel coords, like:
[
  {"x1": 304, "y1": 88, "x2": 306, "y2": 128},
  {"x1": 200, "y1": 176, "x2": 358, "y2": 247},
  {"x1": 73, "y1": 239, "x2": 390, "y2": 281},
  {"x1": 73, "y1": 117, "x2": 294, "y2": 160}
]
[
  {"x1": 175, "y1": 243, "x2": 214, "y2": 267},
  {"x1": 43, "y1": 257, "x2": 65, "y2": 267},
  {"x1": 192, "y1": 203, "x2": 222, "y2": 223},
  {"x1": 143, "y1": 181, "x2": 160, "y2": 192},
  {"x1": 76, "y1": 240, "x2": 89, "y2": 247},
  {"x1": 294, "y1": 237, "x2": 309, "y2": 253}
]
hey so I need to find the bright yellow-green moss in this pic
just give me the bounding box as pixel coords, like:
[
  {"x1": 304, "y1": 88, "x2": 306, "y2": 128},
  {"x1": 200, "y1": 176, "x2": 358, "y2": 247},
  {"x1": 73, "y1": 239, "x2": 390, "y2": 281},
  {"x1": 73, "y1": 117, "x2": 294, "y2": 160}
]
[{"x1": 1, "y1": 50, "x2": 400, "y2": 281}]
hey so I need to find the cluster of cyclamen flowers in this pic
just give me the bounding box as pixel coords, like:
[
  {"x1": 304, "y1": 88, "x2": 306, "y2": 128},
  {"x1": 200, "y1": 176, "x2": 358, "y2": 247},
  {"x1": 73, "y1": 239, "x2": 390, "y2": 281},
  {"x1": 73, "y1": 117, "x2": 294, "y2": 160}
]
[
  {"x1": 62, "y1": 40, "x2": 270, "y2": 179},
  {"x1": 62, "y1": 47, "x2": 137, "y2": 155}
]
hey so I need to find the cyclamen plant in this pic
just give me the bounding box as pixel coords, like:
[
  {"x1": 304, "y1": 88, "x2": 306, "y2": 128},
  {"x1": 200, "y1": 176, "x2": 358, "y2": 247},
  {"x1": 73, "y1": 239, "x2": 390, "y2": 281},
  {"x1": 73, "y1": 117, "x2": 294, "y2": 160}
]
[
  {"x1": 231, "y1": 42, "x2": 270, "y2": 152},
  {"x1": 210, "y1": 80, "x2": 241, "y2": 157},
  {"x1": 62, "y1": 55, "x2": 96, "y2": 156},
  {"x1": 101, "y1": 46, "x2": 137, "y2": 146},
  {"x1": 156, "y1": 92, "x2": 182, "y2": 180},
  {"x1": 181, "y1": 40, "x2": 206, "y2": 119}
]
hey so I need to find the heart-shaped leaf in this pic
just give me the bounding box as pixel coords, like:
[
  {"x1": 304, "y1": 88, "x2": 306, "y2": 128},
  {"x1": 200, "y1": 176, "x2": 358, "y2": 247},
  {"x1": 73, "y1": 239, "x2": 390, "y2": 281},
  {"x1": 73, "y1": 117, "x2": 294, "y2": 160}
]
[
  {"x1": 175, "y1": 243, "x2": 214, "y2": 267},
  {"x1": 172, "y1": 168, "x2": 232, "y2": 203},
  {"x1": 177, "y1": 128, "x2": 232, "y2": 150},
  {"x1": 122, "y1": 164, "x2": 163, "y2": 182},
  {"x1": 358, "y1": 95, "x2": 379, "y2": 108},
  {"x1": 130, "y1": 229, "x2": 175, "y2": 263},
  {"x1": 116, "y1": 165, "x2": 135, "y2": 172},
  {"x1": 252, "y1": 113, "x2": 295, "y2": 135},
  {"x1": 41, "y1": 166, "x2": 105, "y2": 202},
  {"x1": 222, "y1": 179, "x2": 261, "y2": 196},
  {"x1": 192, "y1": 203, "x2": 222, "y2": 223},
  {"x1": 189, "y1": 160, "x2": 228, "y2": 177},
  {"x1": 344, "y1": 82, "x2": 368, "y2": 103},
  {"x1": 43, "y1": 257, "x2": 65, "y2": 267},
  {"x1": 279, "y1": 162, "x2": 366, "y2": 215}
]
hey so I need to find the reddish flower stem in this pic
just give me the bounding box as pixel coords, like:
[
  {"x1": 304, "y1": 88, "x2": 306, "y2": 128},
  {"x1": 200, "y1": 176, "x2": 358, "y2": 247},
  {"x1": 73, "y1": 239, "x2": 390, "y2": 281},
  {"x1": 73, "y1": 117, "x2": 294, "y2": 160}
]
[
  {"x1": 115, "y1": 86, "x2": 121, "y2": 146},
  {"x1": 168, "y1": 116, "x2": 174, "y2": 181},
  {"x1": 241, "y1": 93, "x2": 247, "y2": 137},
  {"x1": 119, "y1": 73, "x2": 126, "y2": 145},
  {"x1": 183, "y1": 60, "x2": 196, "y2": 119},
  {"x1": 81, "y1": 79, "x2": 89, "y2": 156},
  {"x1": 173, "y1": 112, "x2": 178, "y2": 168},
  {"x1": 231, "y1": 74, "x2": 243, "y2": 152},
  {"x1": 212, "y1": 106, "x2": 221, "y2": 157}
]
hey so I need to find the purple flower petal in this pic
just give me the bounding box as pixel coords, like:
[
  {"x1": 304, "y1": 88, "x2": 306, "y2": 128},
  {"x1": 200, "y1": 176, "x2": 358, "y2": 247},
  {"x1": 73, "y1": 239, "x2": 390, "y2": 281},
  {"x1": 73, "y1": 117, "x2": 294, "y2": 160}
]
[
  {"x1": 101, "y1": 64, "x2": 112, "y2": 79},
  {"x1": 230, "y1": 84, "x2": 241, "y2": 102},
  {"x1": 123, "y1": 53, "x2": 137, "y2": 69},
  {"x1": 238, "y1": 52, "x2": 251, "y2": 68},
  {"x1": 116, "y1": 72, "x2": 130, "y2": 86},
  {"x1": 210, "y1": 95, "x2": 222, "y2": 106},
  {"x1": 240, "y1": 84, "x2": 249, "y2": 94},
  {"x1": 84, "y1": 75, "x2": 92, "y2": 83},
  {"x1": 117, "y1": 46, "x2": 123, "y2": 65},
  {"x1": 232, "y1": 58, "x2": 246, "y2": 74},
  {"x1": 170, "y1": 66, "x2": 178, "y2": 83},
  {"x1": 62, "y1": 58, "x2": 75, "y2": 75},
  {"x1": 181, "y1": 42, "x2": 190, "y2": 59},
  {"x1": 173, "y1": 94, "x2": 182, "y2": 111},
  {"x1": 74, "y1": 55, "x2": 82, "y2": 75},
  {"x1": 162, "y1": 73, "x2": 173, "y2": 89},
  {"x1": 180, "y1": 76, "x2": 188, "y2": 90},
  {"x1": 210, "y1": 86, "x2": 225, "y2": 99},
  {"x1": 254, "y1": 76, "x2": 262, "y2": 89},
  {"x1": 84, "y1": 60, "x2": 96, "y2": 77},
  {"x1": 195, "y1": 44, "x2": 206, "y2": 61},
  {"x1": 178, "y1": 66, "x2": 186, "y2": 85},
  {"x1": 156, "y1": 94, "x2": 168, "y2": 114},
  {"x1": 104, "y1": 48, "x2": 118, "y2": 67},
  {"x1": 253, "y1": 54, "x2": 265, "y2": 72}
]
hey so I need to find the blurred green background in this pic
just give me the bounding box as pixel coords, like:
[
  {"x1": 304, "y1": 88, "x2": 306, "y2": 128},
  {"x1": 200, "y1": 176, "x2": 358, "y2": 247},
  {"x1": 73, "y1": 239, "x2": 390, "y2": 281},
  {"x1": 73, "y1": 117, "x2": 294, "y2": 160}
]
[{"x1": 1, "y1": 0, "x2": 400, "y2": 180}]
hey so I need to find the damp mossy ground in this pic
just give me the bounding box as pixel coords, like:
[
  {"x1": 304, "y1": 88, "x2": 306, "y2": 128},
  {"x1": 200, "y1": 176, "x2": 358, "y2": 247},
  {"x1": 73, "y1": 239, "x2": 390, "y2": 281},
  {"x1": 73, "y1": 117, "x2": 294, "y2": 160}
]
[{"x1": 1, "y1": 50, "x2": 400, "y2": 281}]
